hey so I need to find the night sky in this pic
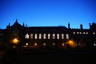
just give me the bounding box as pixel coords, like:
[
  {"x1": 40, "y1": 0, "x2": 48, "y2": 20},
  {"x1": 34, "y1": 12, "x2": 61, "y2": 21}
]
[{"x1": 0, "y1": 0, "x2": 96, "y2": 29}]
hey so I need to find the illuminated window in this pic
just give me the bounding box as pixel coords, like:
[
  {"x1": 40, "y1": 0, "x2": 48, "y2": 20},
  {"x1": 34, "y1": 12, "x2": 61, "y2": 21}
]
[
  {"x1": 43, "y1": 43, "x2": 46, "y2": 46},
  {"x1": 80, "y1": 32, "x2": 82, "y2": 34},
  {"x1": 30, "y1": 34, "x2": 33, "y2": 39},
  {"x1": 52, "y1": 34, "x2": 55, "y2": 39},
  {"x1": 43, "y1": 34, "x2": 46, "y2": 39},
  {"x1": 77, "y1": 32, "x2": 79, "y2": 34},
  {"x1": 83, "y1": 32, "x2": 85, "y2": 34},
  {"x1": 93, "y1": 32, "x2": 95, "y2": 35},
  {"x1": 73, "y1": 32, "x2": 75, "y2": 34},
  {"x1": 61, "y1": 43, "x2": 65, "y2": 46},
  {"x1": 61, "y1": 34, "x2": 64, "y2": 39},
  {"x1": 39, "y1": 34, "x2": 42, "y2": 39},
  {"x1": 48, "y1": 34, "x2": 50, "y2": 39},
  {"x1": 34, "y1": 43, "x2": 37, "y2": 46},
  {"x1": 66, "y1": 34, "x2": 69, "y2": 39},
  {"x1": 93, "y1": 43, "x2": 96, "y2": 46},
  {"x1": 52, "y1": 43, "x2": 55, "y2": 46},
  {"x1": 35, "y1": 34, "x2": 37, "y2": 39},
  {"x1": 57, "y1": 34, "x2": 59, "y2": 39},
  {"x1": 86, "y1": 32, "x2": 88, "y2": 34},
  {"x1": 25, "y1": 33, "x2": 29, "y2": 39},
  {"x1": 26, "y1": 43, "x2": 28, "y2": 46}
]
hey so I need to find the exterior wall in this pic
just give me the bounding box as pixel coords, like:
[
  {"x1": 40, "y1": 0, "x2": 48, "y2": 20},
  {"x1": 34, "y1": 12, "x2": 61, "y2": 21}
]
[{"x1": 0, "y1": 21, "x2": 96, "y2": 49}]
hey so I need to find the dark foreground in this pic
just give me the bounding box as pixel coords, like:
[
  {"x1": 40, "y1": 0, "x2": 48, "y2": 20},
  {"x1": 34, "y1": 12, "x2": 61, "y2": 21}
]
[{"x1": 0, "y1": 48, "x2": 96, "y2": 64}]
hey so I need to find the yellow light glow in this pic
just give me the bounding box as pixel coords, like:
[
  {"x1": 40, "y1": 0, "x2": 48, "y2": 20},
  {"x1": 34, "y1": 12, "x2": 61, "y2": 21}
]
[
  {"x1": 68, "y1": 40, "x2": 74, "y2": 45},
  {"x1": 12, "y1": 38, "x2": 19, "y2": 44},
  {"x1": 67, "y1": 40, "x2": 77, "y2": 47}
]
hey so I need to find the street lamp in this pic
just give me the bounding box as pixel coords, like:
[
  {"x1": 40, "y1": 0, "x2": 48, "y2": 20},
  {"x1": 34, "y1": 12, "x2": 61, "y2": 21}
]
[
  {"x1": 67, "y1": 40, "x2": 77, "y2": 47},
  {"x1": 12, "y1": 38, "x2": 19, "y2": 45}
]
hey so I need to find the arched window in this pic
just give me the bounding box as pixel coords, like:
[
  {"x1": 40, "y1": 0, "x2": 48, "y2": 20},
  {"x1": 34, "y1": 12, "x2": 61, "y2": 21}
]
[
  {"x1": 93, "y1": 43, "x2": 96, "y2": 46},
  {"x1": 39, "y1": 34, "x2": 42, "y2": 39},
  {"x1": 83, "y1": 32, "x2": 86, "y2": 34},
  {"x1": 52, "y1": 34, "x2": 55, "y2": 39},
  {"x1": 26, "y1": 43, "x2": 28, "y2": 46},
  {"x1": 93, "y1": 32, "x2": 95, "y2": 35},
  {"x1": 61, "y1": 43, "x2": 65, "y2": 46},
  {"x1": 77, "y1": 32, "x2": 79, "y2": 34},
  {"x1": 86, "y1": 32, "x2": 88, "y2": 34},
  {"x1": 66, "y1": 34, "x2": 69, "y2": 39},
  {"x1": 52, "y1": 42, "x2": 55, "y2": 46},
  {"x1": 25, "y1": 33, "x2": 29, "y2": 39},
  {"x1": 57, "y1": 34, "x2": 59, "y2": 39},
  {"x1": 61, "y1": 34, "x2": 64, "y2": 39},
  {"x1": 80, "y1": 32, "x2": 82, "y2": 34},
  {"x1": 73, "y1": 32, "x2": 75, "y2": 34},
  {"x1": 34, "y1": 43, "x2": 38, "y2": 46},
  {"x1": 43, "y1": 43, "x2": 46, "y2": 46},
  {"x1": 30, "y1": 34, "x2": 33, "y2": 39},
  {"x1": 48, "y1": 34, "x2": 50, "y2": 39},
  {"x1": 43, "y1": 34, "x2": 46, "y2": 39},
  {"x1": 35, "y1": 34, "x2": 37, "y2": 39}
]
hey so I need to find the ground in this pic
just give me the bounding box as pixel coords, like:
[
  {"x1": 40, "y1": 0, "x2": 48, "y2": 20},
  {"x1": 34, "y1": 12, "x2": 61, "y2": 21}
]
[{"x1": 0, "y1": 48, "x2": 96, "y2": 64}]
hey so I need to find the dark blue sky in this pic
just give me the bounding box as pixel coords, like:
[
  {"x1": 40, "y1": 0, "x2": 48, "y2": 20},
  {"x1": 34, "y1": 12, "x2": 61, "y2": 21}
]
[{"x1": 0, "y1": 0, "x2": 96, "y2": 29}]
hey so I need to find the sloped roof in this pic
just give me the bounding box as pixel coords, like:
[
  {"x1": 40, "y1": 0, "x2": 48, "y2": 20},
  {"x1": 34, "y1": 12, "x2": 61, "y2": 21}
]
[{"x1": 27, "y1": 26, "x2": 68, "y2": 32}]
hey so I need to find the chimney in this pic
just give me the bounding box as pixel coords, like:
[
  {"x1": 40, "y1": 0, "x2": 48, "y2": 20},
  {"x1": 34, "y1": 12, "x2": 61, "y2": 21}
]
[
  {"x1": 80, "y1": 24, "x2": 83, "y2": 29},
  {"x1": 7, "y1": 23, "x2": 11, "y2": 29},
  {"x1": 23, "y1": 22, "x2": 25, "y2": 27},
  {"x1": 68, "y1": 22, "x2": 70, "y2": 29},
  {"x1": 89, "y1": 23, "x2": 91, "y2": 29}
]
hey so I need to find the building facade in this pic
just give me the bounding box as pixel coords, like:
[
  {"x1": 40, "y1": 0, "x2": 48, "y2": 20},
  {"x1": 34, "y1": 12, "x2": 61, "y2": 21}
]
[{"x1": 0, "y1": 20, "x2": 96, "y2": 49}]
